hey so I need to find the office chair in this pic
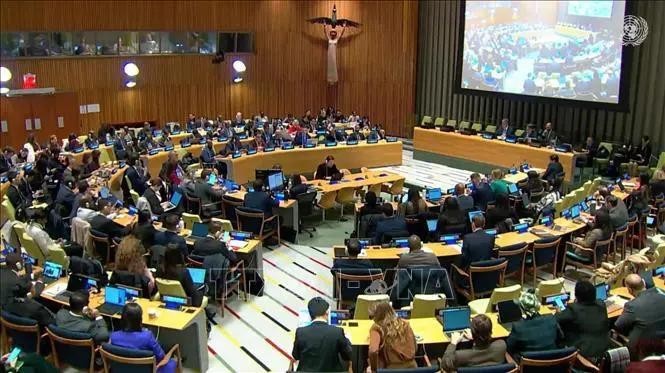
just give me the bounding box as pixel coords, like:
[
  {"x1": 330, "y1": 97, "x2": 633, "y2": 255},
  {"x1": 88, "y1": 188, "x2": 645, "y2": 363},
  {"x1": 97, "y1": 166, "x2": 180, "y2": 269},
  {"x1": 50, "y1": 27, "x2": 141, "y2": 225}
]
[
  {"x1": 468, "y1": 284, "x2": 522, "y2": 315},
  {"x1": 221, "y1": 195, "x2": 243, "y2": 228},
  {"x1": 46, "y1": 325, "x2": 97, "y2": 372},
  {"x1": 235, "y1": 207, "x2": 280, "y2": 245},
  {"x1": 295, "y1": 191, "x2": 317, "y2": 237},
  {"x1": 497, "y1": 242, "x2": 528, "y2": 285},
  {"x1": 517, "y1": 347, "x2": 578, "y2": 373},
  {"x1": 452, "y1": 258, "x2": 507, "y2": 301},
  {"x1": 90, "y1": 229, "x2": 116, "y2": 266},
  {"x1": 0, "y1": 311, "x2": 45, "y2": 355},
  {"x1": 536, "y1": 278, "x2": 565, "y2": 300},
  {"x1": 528, "y1": 237, "x2": 561, "y2": 287},
  {"x1": 333, "y1": 269, "x2": 384, "y2": 310},
  {"x1": 354, "y1": 294, "x2": 390, "y2": 320},
  {"x1": 100, "y1": 343, "x2": 182, "y2": 373},
  {"x1": 457, "y1": 363, "x2": 518, "y2": 373},
  {"x1": 563, "y1": 236, "x2": 613, "y2": 274}
]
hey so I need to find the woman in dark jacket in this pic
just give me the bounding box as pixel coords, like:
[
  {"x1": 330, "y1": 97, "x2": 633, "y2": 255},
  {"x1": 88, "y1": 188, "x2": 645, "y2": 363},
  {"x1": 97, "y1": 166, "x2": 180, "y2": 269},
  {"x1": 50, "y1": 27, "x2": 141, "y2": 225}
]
[
  {"x1": 159, "y1": 248, "x2": 203, "y2": 307},
  {"x1": 437, "y1": 197, "x2": 467, "y2": 235}
]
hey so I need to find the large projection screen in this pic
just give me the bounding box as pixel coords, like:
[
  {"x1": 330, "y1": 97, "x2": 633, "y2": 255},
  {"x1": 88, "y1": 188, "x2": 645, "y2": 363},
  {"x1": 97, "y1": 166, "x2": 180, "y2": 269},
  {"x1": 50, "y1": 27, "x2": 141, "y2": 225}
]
[{"x1": 458, "y1": 0, "x2": 629, "y2": 108}]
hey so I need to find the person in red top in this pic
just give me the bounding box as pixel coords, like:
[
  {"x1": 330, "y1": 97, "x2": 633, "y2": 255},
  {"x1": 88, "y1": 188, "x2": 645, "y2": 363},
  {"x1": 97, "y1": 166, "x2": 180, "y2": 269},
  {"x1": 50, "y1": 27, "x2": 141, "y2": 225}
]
[{"x1": 287, "y1": 120, "x2": 303, "y2": 135}]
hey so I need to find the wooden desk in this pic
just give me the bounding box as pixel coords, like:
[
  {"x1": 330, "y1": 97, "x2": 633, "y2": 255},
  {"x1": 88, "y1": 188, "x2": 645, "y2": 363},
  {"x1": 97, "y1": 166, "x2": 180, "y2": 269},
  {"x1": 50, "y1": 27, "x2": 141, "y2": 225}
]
[
  {"x1": 41, "y1": 277, "x2": 209, "y2": 371},
  {"x1": 611, "y1": 276, "x2": 665, "y2": 300},
  {"x1": 221, "y1": 140, "x2": 402, "y2": 185},
  {"x1": 69, "y1": 145, "x2": 116, "y2": 165},
  {"x1": 413, "y1": 128, "x2": 578, "y2": 182},
  {"x1": 503, "y1": 168, "x2": 544, "y2": 184},
  {"x1": 308, "y1": 171, "x2": 404, "y2": 194},
  {"x1": 494, "y1": 217, "x2": 587, "y2": 249},
  {"x1": 332, "y1": 243, "x2": 461, "y2": 261}
]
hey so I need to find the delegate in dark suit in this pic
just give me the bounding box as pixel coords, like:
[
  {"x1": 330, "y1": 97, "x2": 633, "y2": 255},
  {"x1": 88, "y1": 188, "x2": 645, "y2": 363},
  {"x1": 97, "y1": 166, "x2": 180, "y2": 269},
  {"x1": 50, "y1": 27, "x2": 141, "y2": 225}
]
[
  {"x1": 55, "y1": 309, "x2": 110, "y2": 343},
  {"x1": 506, "y1": 314, "x2": 560, "y2": 358},
  {"x1": 471, "y1": 182, "x2": 495, "y2": 211},
  {"x1": 154, "y1": 231, "x2": 188, "y2": 258},
  {"x1": 0, "y1": 267, "x2": 32, "y2": 307},
  {"x1": 55, "y1": 184, "x2": 77, "y2": 216},
  {"x1": 614, "y1": 287, "x2": 665, "y2": 346},
  {"x1": 192, "y1": 237, "x2": 238, "y2": 263},
  {"x1": 541, "y1": 161, "x2": 564, "y2": 184},
  {"x1": 5, "y1": 298, "x2": 55, "y2": 328},
  {"x1": 555, "y1": 301, "x2": 610, "y2": 359},
  {"x1": 124, "y1": 166, "x2": 147, "y2": 195},
  {"x1": 331, "y1": 258, "x2": 374, "y2": 273},
  {"x1": 373, "y1": 216, "x2": 408, "y2": 244},
  {"x1": 292, "y1": 320, "x2": 352, "y2": 372},
  {"x1": 397, "y1": 250, "x2": 441, "y2": 268},
  {"x1": 192, "y1": 180, "x2": 223, "y2": 206},
  {"x1": 143, "y1": 187, "x2": 164, "y2": 215},
  {"x1": 244, "y1": 191, "x2": 279, "y2": 217},
  {"x1": 460, "y1": 230, "x2": 495, "y2": 268},
  {"x1": 90, "y1": 214, "x2": 130, "y2": 239},
  {"x1": 495, "y1": 125, "x2": 514, "y2": 138}
]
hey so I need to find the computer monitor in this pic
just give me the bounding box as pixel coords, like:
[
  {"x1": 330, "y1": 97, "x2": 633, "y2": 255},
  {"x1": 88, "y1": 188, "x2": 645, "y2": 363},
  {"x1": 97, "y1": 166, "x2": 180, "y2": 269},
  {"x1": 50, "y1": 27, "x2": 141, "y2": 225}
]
[
  {"x1": 539, "y1": 216, "x2": 553, "y2": 227},
  {"x1": 105, "y1": 286, "x2": 127, "y2": 307},
  {"x1": 268, "y1": 172, "x2": 284, "y2": 191},
  {"x1": 595, "y1": 283, "x2": 609, "y2": 301},
  {"x1": 400, "y1": 193, "x2": 409, "y2": 203},
  {"x1": 190, "y1": 222, "x2": 208, "y2": 238},
  {"x1": 116, "y1": 284, "x2": 142, "y2": 299},
  {"x1": 570, "y1": 204, "x2": 581, "y2": 219},
  {"x1": 440, "y1": 307, "x2": 471, "y2": 332},
  {"x1": 446, "y1": 187, "x2": 456, "y2": 195},
  {"x1": 508, "y1": 183, "x2": 518, "y2": 194},
  {"x1": 426, "y1": 219, "x2": 438, "y2": 232},
  {"x1": 162, "y1": 295, "x2": 189, "y2": 310},
  {"x1": 561, "y1": 208, "x2": 571, "y2": 219},
  {"x1": 43, "y1": 261, "x2": 63, "y2": 280},
  {"x1": 646, "y1": 214, "x2": 657, "y2": 228},
  {"x1": 392, "y1": 238, "x2": 409, "y2": 248},
  {"x1": 187, "y1": 268, "x2": 206, "y2": 286},
  {"x1": 328, "y1": 310, "x2": 351, "y2": 326},
  {"x1": 426, "y1": 188, "x2": 442, "y2": 201},
  {"x1": 468, "y1": 210, "x2": 483, "y2": 222},
  {"x1": 439, "y1": 234, "x2": 459, "y2": 245},
  {"x1": 513, "y1": 223, "x2": 528, "y2": 234},
  {"x1": 544, "y1": 293, "x2": 570, "y2": 311}
]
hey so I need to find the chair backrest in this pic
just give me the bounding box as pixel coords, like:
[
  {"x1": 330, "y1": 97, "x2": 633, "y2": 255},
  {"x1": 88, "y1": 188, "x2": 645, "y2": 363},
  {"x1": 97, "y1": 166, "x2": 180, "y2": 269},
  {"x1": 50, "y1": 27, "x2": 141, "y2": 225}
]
[
  {"x1": 181, "y1": 212, "x2": 202, "y2": 231},
  {"x1": 457, "y1": 363, "x2": 518, "y2": 373},
  {"x1": 469, "y1": 258, "x2": 507, "y2": 298},
  {"x1": 486, "y1": 284, "x2": 522, "y2": 313},
  {"x1": 334, "y1": 269, "x2": 384, "y2": 309},
  {"x1": 471, "y1": 122, "x2": 484, "y2": 131},
  {"x1": 521, "y1": 347, "x2": 577, "y2": 373},
  {"x1": 368, "y1": 183, "x2": 382, "y2": 196},
  {"x1": 392, "y1": 266, "x2": 455, "y2": 307},
  {"x1": 184, "y1": 193, "x2": 201, "y2": 215},
  {"x1": 318, "y1": 191, "x2": 338, "y2": 209},
  {"x1": 210, "y1": 217, "x2": 234, "y2": 232},
  {"x1": 434, "y1": 117, "x2": 445, "y2": 126},
  {"x1": 0, "y1": 310, "x2": 41, "y2": 354},
  {"x1": 221, "y1": 195, "x2": 243, "y2": 227},
  {"x1": 411, "y1": 294, "x2": 446, "y2": 318},
  {"x1": 498, "y1": 242, "x2": 528, "y2": 276},
  {"x1": 155, "y1": 277, "x2": 188, "y2": 298},
  {"x1": 594, "y1": 237, "x2": 613, "y2": 259},
  {"x1": 46, "y1": 324, "x2": 96, "y2": 371},
  {"x1": 1, "y1": 197, "x2": 15, "y2": 222},
  {"x1": 532, "y1": 237, "x2": 561, "y2": 267},
  {"x1": 485, "y1": 125, "x2": 497, "y2": 133},
  {"x1": 390, "y1": 179, "x2": 405, "y2": 195},
  {"x1": 536, "y1": 278, "x2": 565, "y2": 300},
  {"x1": 295, "y1": 191, "x2": 317, "y2": 217},
  {"x1": 336, "y1": 187, "x2": 356, "y2": 203},
  {"x1": 100, "y1": 343, "x2": 156, "y2": 373},
  {"x1": 235, "y1": 206, "x2": 266, "y2": 235},
  {"x1": 129, "y1": 189, "x2": 140, "y2": 205},
  {"x1": 420, "y1": 116, "x2": 433, "y2": 126},
  {"x1": 354, "y1": 294, "x2": 390, "y2": 320},
  {"x1": 89, "y1": 229, "x2": 112, "y2": 263},
  {"x1": 21, "y1": 233, "x2": 47, "y2": 265}
]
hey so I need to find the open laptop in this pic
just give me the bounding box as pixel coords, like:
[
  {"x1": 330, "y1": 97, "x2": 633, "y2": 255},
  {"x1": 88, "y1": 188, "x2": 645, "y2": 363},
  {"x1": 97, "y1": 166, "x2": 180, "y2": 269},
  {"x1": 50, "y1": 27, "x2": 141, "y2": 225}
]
[
  {"x1": 426, "y1": 219, "x2": 438, "y2": 233},
  {"x1": 328, "y1": 310, "x2": 351, "y2": 326},
  {"x1": 188, "y1": 222, "x2": 209, "y2": 240},
  {"x1": 43, "y1": 261, "x2": 64, "y2": 285},
  {"x1": 544, "y1": 292, "x2": 570, "y2": 311},
  {"x1": 161, "y1": 295, "x2": 190, "y2": 310},
  {"x1": 97, "y1": 286, "x2": 128, "y2": 315},
  {"x1": 507, "y1": 183, "x2": 519, "y2": 195},
  {"x1": 595, "y1": 283, "x2": 623, "y2": 313},
  {"x1": 425, "y1": 188, "x2": 442, "y2": 203},
  {"x1": 160, "y1": 191, "x2": 182, "y2": 211},
  {"x1": 187, "y1": 268, "x2": 206, "y2": 288},
  {"x1": 116, "y1": 284, "x2": 142, "y2": 300},
  {"x1": 54, "y1": 274, "x2": 98, "y2": 303},
  {"x1": 440, "y1": 306, "x2": 471, "y2": 337},
  {"x1": 392, "y1": 237, "x2": 409, "y2": 248},
  {"x1": 468, "y1": 210, "x2": 483, "y2": 222},
  {"x1": 496, "y1": 300, "x2": 522, "y2": 329}
]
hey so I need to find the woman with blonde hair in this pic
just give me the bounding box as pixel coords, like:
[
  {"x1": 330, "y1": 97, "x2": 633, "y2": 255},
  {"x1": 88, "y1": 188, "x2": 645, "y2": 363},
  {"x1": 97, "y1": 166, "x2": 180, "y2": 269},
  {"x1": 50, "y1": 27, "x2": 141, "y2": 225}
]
[
  {"x1": 368, "y1": 302, "x2": 417, "y2": 371},
  {"x1": 114, "y1": 235, "x2": 155, "y2": 294}
]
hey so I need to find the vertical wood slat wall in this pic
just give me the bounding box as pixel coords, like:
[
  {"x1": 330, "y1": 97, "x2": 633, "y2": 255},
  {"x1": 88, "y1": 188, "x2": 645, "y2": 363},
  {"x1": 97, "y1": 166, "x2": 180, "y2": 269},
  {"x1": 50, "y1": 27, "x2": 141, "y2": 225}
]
[
  {"x1": 416, "y1": 0, "x2": 665, "y2": 153},
  {"x1": 0, "y1": 0, "x2": 418, "y2": 137}
]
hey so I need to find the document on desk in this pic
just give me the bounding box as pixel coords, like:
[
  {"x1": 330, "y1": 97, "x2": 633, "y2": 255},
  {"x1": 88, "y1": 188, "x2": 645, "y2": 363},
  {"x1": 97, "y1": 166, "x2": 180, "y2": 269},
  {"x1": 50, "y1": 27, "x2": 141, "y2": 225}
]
[
  {"x1": 42, "y1": 283, "x2": 67, "y2": 297},
  {"x1": 449, "y1": 244, "x2": 462, "y2": 253},
  {"x1": 422, "y1": 246, "x2": 433, "y2": 253},
  {"x1": 228, "y1": 240, "x2": 248, "y2": 250}
]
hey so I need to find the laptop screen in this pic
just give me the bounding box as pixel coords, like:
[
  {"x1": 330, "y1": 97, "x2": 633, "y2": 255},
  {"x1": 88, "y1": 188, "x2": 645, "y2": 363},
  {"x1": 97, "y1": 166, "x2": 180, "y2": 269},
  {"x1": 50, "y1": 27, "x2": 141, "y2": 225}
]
[
  {"x1": 544, "y1": 293, "x2": 570, "y2": 310},
  {"x1": 207, "y1": 174, "x2": 217, "y2": 185},
  {"x1": 191, "y1": 222, "x2": 208, "y2": 237},
  {"x1": 561, "y1": 209, "x2": 571, "y2": 219},
  {"x1": 187, "y1": 268, "x2": 206, "y2": 285},
  {"x1": 426, "y1": 188, "x2": 442, "y2": 201},
  {"x1": 105, "y1": 287, "x2": 127, "y2": 306},
  {"x1": 100, "y1": 187, "x2": 110, "y2": 199},
  {"x1": 446, "y1": 188, "x2": 456, "y2": 195},
  {"x1": 508, "y1": 183, "x2": 518, "y2": 194},
  {"x1": 571, "y1": 205, "x2": 581, "y2": 219},
  {"x1": 170, "y1": 191, "x2": 182, "y2": 206},
  {"x1": 426, "y1": 219, "x2": 438, "y2": 232},
  {"x1": 392, "y1": 238, "x2": 409, "y2": 248},
  {"x1": 468, "y1": 210, "x2": 483, "y2": 222},
  {"x1": 646, "y1": 215, "x2": 656, "y2": 227},
  {"x1": 43, "y1": 261, "x2": 63, "y2": 279},
  {"x1": 595, "y1": 284, "x2": 609, "y2": 301},
  {"x1": 328, "y1": 310, "x2": 350, "y2": 326},
  {"x1": 441, "y1": 307, "x2": 471, "y2": 332},
  {"x1": 163, "y1": 295, "x2": 188, "y2": 308},
  {"x1": 268, "y1": 172, "x2": 284, "y2": 191},
  {"x1": 116, "y1": 284, "x2": 141, "y2": 299}
]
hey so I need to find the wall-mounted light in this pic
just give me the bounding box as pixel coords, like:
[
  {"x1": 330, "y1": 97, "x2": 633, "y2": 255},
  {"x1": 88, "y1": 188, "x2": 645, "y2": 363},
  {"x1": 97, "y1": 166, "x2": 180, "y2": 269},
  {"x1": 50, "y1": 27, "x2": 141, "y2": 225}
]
[
  {"x1": 0, "y1": 67, "x2": 11, "y2": 94},
  {"x1": 232, "y1": 60, "x2": 246, "y2": 73},
  {"x1": 125, "y1": 77, "x2": 137, "y2": 88},
  {"x1": 233, "y1": 76, "x2": 243, "y2": 84},
  {"x1": 123, "y1": 62, "x2": 139, "y2": 77}
]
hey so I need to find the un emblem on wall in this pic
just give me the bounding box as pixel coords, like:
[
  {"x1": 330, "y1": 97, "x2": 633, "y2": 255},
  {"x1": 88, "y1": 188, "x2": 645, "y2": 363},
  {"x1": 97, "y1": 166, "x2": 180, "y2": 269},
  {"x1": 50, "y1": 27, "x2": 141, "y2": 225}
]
[{"x1": 622, "y1": 15, "x2": 648, "y2": 46}]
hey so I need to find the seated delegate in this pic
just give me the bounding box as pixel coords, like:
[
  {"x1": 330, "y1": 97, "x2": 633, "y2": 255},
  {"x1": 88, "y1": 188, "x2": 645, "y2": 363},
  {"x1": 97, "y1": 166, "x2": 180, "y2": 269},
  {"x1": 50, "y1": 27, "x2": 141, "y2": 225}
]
[
  {"x1": 314, "y1": 155, "x2": 340, "y2": 179},
  {"x1": 368, "y1": 302, "x2": 417, "y2": 370},
  {"x1": 440, "y1": 314, "x2": 507, "y2": 370},
  {"x1": 506, "y1": 290, "x2": 560, "y2": 359}
]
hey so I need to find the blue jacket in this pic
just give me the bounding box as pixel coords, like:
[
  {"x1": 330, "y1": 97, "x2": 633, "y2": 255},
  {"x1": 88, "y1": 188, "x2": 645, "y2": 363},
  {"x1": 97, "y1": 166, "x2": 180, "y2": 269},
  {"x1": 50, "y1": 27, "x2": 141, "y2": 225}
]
[
  {"x1": 110, "y1": 330, "x2": 176, "y2": 373},
  {"x1": 471, "y1": 182, "x2": 495, "y2": 211}
]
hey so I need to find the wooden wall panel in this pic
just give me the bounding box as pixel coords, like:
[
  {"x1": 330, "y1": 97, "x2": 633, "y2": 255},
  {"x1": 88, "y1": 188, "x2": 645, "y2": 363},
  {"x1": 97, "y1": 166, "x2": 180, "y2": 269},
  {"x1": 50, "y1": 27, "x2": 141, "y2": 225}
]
[{"x1": 0, "y1": 0, "x2": 418, "y2": 137}]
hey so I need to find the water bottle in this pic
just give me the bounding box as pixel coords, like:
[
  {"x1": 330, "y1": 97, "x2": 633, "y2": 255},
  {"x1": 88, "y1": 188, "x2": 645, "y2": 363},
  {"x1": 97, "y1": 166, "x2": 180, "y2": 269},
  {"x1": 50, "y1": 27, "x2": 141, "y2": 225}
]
[{"x1": 178, "y1": 219, "x2": 184, "y2": 232}]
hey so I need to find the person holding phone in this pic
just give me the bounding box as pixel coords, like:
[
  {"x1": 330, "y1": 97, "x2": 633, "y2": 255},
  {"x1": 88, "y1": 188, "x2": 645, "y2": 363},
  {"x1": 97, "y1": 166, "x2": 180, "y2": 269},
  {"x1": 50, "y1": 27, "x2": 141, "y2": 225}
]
[{"x1": 55, "y1": 291, "x2": 109, "y2": 344}]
